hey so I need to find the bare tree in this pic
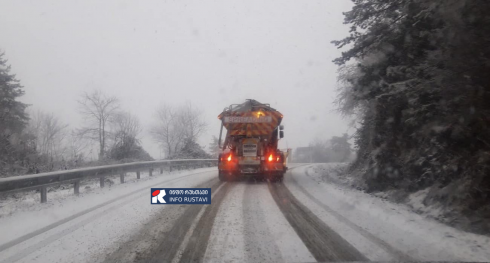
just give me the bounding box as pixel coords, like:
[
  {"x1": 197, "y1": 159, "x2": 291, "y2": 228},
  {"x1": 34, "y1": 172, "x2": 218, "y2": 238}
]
[
  {"x1": 77, "y1": 90, "x2": 119, "y2": 159},
  {"x1": 150, "y1": 105, "x2": 183, "y2": 159},
  {"x1": 178, "y1": 102, "x2": 207, "y2": 142},
  {"x1": 110, "y1": 111, "x2": 141, "y2": 145},
  {"x1": 28, "y1": 110, "x2": 68, "y2": 162},
  {"x1": 66, "y1": 131, "x2": 88, "y2": 167},
  {"x1": 150, "y1": 103, "x2": 207, "y2": 159}
]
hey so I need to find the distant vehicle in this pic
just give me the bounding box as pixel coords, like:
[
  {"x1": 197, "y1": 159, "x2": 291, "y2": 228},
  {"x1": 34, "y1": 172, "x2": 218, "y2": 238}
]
[{"x1": 217, "y1": 99, "x2": 287, "y2": 182}]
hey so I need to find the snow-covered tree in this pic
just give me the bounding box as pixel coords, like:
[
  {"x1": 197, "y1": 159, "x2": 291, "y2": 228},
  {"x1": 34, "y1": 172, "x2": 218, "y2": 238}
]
[
  {"x1": 334, "y1": 0, "x2": 490, "y2": 222},
  {"x1": 150, "y1": 103, "x2": 207, "y2": 159},
  {"x1": 65, "y1": 131, "x2": 88, "y2": 167},
  {"x1": 107, "y1": 111, "x2": 152, "y2": 161},
  {"x1": 174, "y1": 139, "x2": 212, "y2": 159},
  {"x1": 28, "y1": 110, "x2": 68, "y2": 164},
  {"x1": 0, "y1": 51, "x2": 31, "y2": 176}
]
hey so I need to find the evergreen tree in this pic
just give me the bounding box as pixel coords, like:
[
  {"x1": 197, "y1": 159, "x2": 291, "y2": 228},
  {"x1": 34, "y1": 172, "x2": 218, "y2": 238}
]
[
  {"x1": 0, "y1": 51, "x2": 31, "y2": 176},
  {"x1": 334, "y1": 0, "x2": 490, "y2": 231},
  {"x1": 0, "y1": 51, "x2": 29, "y2": 136}
]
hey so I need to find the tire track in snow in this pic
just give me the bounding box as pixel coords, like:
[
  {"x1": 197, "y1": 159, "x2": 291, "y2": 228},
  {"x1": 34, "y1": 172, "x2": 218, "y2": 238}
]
[
  {"x1": 140, "y1": 180, "x2": 230, "y2": 263},
  {"x1": 297, "y1": 167, "x2": 415, "y2": 261},
  {"x1": 268, "y1": 181, "x2": 368, "y2": 262},
  {"x1": 0, "y1": 170, "x2": 214, "y2": 262},
  {"x1": 176, "y1": 182, "x2": 233, "y2": 263},
  {"x1": 242, "y1": 181, "x2": 284, "y2": 262},
  {"x1": 202, "y1": 182, "x2": 247, "y2": 262},
  {"x1": 103, "y1": 178, "x2": 224, "y2": 263}
]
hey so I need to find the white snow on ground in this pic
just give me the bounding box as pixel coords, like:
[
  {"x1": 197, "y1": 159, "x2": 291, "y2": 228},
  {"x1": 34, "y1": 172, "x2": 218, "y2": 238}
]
[
  {"x1": 203, "y1": 182, "x2": 247, "y2": 262},
  {"x1": 0, "y1": 167, "x2": 218, "y2": 263},
  {"x1": 204, "y1": 181, "x2": 315, "y2": 263},
  {"x1": 309, "y1": 163, "x2": 355, "y2": 188},
  {"x1": 1, "y1": 171, "x2": 145, "y2": 218},
  {"x1": 250, "y1": 183, "x2": 315, "y2": 262},
  {"x1": 4, "y1": 162, "x2": 489, "y2": 263},
  {"x1": 405, "y1": 188, "x2": 446, "y2": 219},
  {"x1": 286, "y1": 164, "x2": 490, "y2": 262}
]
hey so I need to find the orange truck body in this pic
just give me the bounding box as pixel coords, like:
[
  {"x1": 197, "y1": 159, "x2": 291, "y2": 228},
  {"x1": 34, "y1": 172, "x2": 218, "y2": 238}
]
[{"x1": 217, "y1": 99, "x2": 286, "y2": 181}]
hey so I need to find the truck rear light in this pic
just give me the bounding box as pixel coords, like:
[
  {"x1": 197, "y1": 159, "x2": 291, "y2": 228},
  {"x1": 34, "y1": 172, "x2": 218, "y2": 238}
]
[
  {"x1": 266, "y1": 154, "x2": 282, "y2": 163},
  {"x1": 227, "y1": 154, "x2": 232, "y2": 162}
]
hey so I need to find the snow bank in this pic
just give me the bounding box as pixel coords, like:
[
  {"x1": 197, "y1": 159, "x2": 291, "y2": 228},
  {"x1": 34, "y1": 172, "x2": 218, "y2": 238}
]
[
  {"x1": 286, "y1": 164, "x2": 490, "y2": 262},
  {"x1": 0, "y1": 167, "x2": 217, "y2": 248}
]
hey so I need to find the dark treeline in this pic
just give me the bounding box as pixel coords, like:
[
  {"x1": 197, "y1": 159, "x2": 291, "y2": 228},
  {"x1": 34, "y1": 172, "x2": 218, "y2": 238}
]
[{"x1": 334, "y1": 0, "x2": 490, "y2": 231}]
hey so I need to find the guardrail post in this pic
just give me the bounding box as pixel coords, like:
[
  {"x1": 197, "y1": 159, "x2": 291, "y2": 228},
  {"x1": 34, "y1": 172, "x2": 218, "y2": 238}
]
[
  {"x1": 40, "y1": 187, "x2": 47, "y2": 203},
  {"x1": 0, "y1": 159, "x2": 216, "y2": 200},
  {"x1": 100, "y1": 176, "x2": 105, "y2": 188},
  {"x1": 74, "y1": 181, "x2": 80, "y2": 195}
]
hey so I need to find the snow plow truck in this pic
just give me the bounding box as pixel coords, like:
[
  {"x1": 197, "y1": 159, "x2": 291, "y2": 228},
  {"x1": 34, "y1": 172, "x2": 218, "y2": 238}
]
[{"x1": 217, "y1": 99, "x2": 287, "y2": 182}]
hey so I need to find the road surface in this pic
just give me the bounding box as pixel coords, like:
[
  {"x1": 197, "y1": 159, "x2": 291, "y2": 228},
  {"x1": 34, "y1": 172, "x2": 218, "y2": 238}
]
[{"x1": 0, "y1": 164, "x2": 489, "y2": 262}]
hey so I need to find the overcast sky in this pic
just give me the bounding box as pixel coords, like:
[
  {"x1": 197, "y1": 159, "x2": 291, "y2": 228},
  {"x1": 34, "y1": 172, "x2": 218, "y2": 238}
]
[{"x1": 0, "y1": 0, "x2": 353, "y2": 159}]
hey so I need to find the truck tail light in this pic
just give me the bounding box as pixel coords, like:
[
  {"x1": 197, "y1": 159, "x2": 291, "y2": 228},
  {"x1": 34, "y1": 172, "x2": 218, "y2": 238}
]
[
  {"x1": 227, "y1": 154, "x2": 232, "y2": 162},
  {"x1": 266, "y1": 154, "x2": 282, "y2": 163}
]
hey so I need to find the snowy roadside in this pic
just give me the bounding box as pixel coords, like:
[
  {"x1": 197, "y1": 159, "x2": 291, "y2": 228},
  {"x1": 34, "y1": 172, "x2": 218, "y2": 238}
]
[
  {"x1": 310, "y1": 163, "x2": 489, "y2": 233},
  {"x1": 0, "y1": 171, "x2": 146, "y2": 218},
  {"x1": 286, "y1": 164, "x2": 490, "y2": 261},
  {"x1": 0, "y1": 167, "x2": 217, "y2": 248},
  {"x1": 0, "y1": 168, "x2": 219, "y2": 263}
]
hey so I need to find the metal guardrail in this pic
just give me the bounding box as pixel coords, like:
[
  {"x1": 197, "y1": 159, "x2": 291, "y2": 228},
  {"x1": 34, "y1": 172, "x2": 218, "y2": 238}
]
[{"x1": 0, "y1": 159, "x2": 217, "y2": 203}]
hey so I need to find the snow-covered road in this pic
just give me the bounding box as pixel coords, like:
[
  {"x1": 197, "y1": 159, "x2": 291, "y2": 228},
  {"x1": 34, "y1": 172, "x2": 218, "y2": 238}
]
[{"x1": 1, "y1": 164, "x2": 489, "y2": 262}]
